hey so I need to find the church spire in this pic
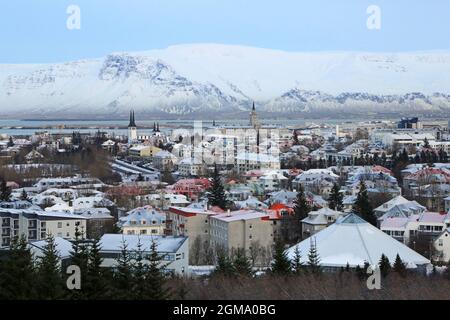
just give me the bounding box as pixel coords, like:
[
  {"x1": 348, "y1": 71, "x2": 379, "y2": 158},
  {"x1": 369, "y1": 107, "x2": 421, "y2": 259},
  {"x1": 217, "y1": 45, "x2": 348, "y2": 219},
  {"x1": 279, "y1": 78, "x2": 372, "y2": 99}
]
[
  {"x1": 252, "y1": 101, "x2": 255, "y2": 111},
  {"x1": 157, "y1": 123, "x2": 160, "y2": 132},
  {"x1": 128, "y1": 110, "x2": 136, "y2": 127}
]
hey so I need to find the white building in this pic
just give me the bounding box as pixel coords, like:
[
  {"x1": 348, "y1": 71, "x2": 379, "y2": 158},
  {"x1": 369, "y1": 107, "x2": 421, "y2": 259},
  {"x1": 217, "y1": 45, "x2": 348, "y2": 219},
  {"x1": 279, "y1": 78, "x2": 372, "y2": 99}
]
[
  {"x1": 99, "y1": 234, "x2": 189, "y2": 276},
  {"x1": 286, "y1": 213, "x2": 430, "y2": 270},
  {"x1": 236, "y1": 152, "x2": 280, "y2": 173}
]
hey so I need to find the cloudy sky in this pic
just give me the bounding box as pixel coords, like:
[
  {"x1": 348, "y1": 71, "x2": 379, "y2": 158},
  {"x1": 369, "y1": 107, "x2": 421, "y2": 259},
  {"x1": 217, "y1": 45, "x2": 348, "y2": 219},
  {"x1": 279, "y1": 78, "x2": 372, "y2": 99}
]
[{"x1": 1, "y1": 0, "x2": 450, "y2": 63}]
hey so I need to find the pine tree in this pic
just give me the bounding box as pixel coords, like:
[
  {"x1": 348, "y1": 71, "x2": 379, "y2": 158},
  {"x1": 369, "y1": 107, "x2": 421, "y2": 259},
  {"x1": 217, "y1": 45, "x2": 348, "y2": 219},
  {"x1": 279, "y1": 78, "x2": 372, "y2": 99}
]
[
  {"x1": 271, "y1": 240, "x2": 291, "y2": 275},
  {"x1": 145, "y1": 239, "x2": 171, "y2": 300},
  {"x1": 113, "y1": 238, "x2": 134, "y2": 299},
  {"x1": 393, "y1": 254, "x2": 407, "y2": 277},
  {"x1": 0, "y1": 179, "x2": 11, "y2": 202},
  {"x1": 207, "y1": 164, "x2": 227, "y2": 210},
  {"x1": 378, "y1": 254, "x2": 391, "y2": 278},
  {"x1": 291, "y1": 246, "x2": 303, "y2": 274},
  {"x1": 232, "y1": 248, "x2": 253, "y2": 276},
  {"x1": 85, "y1": 238, "x2": 110, "y2": 299},
  {"x1": 214, "y1": 249, "x2": 235, "y2": 277},
  {"x1": 293, "y1": 185, "x2": 311, "y2": 238},
  {"x1": 68, "y1": 227, "x2": 89, "y2": 299},
  {"x1": 328, "y1": 183, "x2": 343, "y2": 211},
  {"x1": 36, "y1": 235, "x2": 66, "y2": 299},
  {"x1": 307, "y1": 238, "x2": 321, "y2": 274},
  {"x1": 0, "y1": 235, "x2": 36, "y2": 299},
  {"x1": 354, "y1": 181, "x2": 376, "y2": 225},
  {"x1": 131, "y1": 238, "x2": 148, "y2": 299}
]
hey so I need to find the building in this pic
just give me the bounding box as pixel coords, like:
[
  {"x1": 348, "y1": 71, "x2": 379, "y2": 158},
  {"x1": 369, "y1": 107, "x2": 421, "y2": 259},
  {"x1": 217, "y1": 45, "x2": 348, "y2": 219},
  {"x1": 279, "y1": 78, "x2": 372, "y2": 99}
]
[
  {"x1": 380, "y1": 211, "x2": 450, "y2": 245},
  {"x1": 286, "y1": 213, "x2": 430, "y2": 270},
  {"x1": 178, "y1": 157, "x2": 204, "y2": 177},
  {"x1": 99, "y1": 234, "x2": 189, "y2": 275},
  {"x1": 128, "y1": 110, "x2": 137, "y2": 143},
  {"x1": 167, "y1": 206, "x2": 217, "y2": 262},
  {"x1": 434, "y1": 228, "x2": 450, "y2": 262},
  {"x1": 301, "y1": 207, "x2": 344, "y2": 238},
  {"x1": 74, "y1": 207, "x2": 114, "y2": 239},
  {"x1": 236, "y1": 152, "x2": 280, "y2": 173},
  {"x1": 0, "y1": 207, "x2": 87, "y2": 247},
  {"x1": 153, "y1": 150, "x2": 177, "y2": 171},
  {"x1": 129, "y1": 145, "x2": 162, "y2": 158},
  {"x1": 118, "y1": 206, "x2": 166, "y2": 236},
  {"x1": 209, "y1": 210, "x2": 275, "y2": 263}
]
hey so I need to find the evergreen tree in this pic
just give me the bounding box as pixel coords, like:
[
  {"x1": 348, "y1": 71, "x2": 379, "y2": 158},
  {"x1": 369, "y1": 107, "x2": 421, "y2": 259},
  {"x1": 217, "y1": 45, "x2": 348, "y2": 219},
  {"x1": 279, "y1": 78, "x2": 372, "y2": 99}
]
[
  {"x1": 328, "y1": 183, "x2": 343, "y2": 211},
  {"x1": 214, "y1": 250, "x2": 235, "y2": 277},
  {"x1": 307, "y1": 238, "x2": 321, "y2": 274},
  {"x1": 232, "y1": 248, "x2": 253, "y2": 277},
  {"x1": 354, "y1": 181, "x2": 376, "y2": 225},
  {"x1": 378, "y1": 254, "x2": 391, "y2": 278},
  {"x1": 291, "y1": 246, "x2": 303, "y2": 274},
  {"x1": 207, "y1": 164, "x2": 227, "y2": 210},
  {"x1": 423, "y1": 137, "x2": 430, "y2": 149},
  {"x1": 293, "y1": 185, "x2": 311, "y2": 238},
  {"x1": 0, "y1": 179, "x2": 11, "y2": 202},
  {"x1": 68, "y1": 227, "x2": 89, "y2": 299},
  {"x1": 85, "y1": 238, "x2": 110, "y2": 299},
  {"x1": 145, "y1": 239, "x2": 171, "y2": 300},
  {"x1": 36, "y1": 235, "x2": 66, "y2": 299},
  {"x1": 393, "y1": 254, "x2": 407, "y2": 277},
  {"x1": 271, "y1": 240, "x2": 291, "y2": 275},
  {"x1": 131, "y1": 238, "x2": 148, "y2": 299},
  {"x1": 113, "y1": 238, "x2": 134, "y2": 299},
  {"x1": 0, "y1": 236, "x2": 36, "y2": 299}
]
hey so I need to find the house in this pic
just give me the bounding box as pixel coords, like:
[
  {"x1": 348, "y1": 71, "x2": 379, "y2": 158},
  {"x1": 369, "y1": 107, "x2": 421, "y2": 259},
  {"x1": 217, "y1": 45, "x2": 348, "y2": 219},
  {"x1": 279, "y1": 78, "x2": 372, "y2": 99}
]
[
  {"x1": 434, "y1": 228, "x2": 450, "y2": 262},
  {"x1": 234, "y1": 196, "x2": 268, "y2": 210},
  {"x1": 168, "y1": 178, "x2": 211, "y2": 201},
  {"x1": 380, "y1": 211, "x2": 450, "y2": 245},
  {"x1": 301, "y1": 207, "x2": 344, "y2": 238},
  {"x1": 374, "y1": 195, "x2": 426, "y2": 219},
  {"x1": 286, "y1": 213, "x2": 430, "y2": 270},
  {"x1": 99, "y1": 234, "x2": 189, "y2": 276},
  {"x1": 292, "y1": 169, "x2": 338, "y2": 196},
  {"x1": 153, "y1": 150, "x2": 177, "y2": 171},
  {"x1": 258, "y1": 170, "x2": 288, "y2": 192},
  {"x1": 402, "y1": 167, "x2": 450, "y2": 211},
  {"x1": 118, "y1": 206, "x2": 166, "y2": 236}
]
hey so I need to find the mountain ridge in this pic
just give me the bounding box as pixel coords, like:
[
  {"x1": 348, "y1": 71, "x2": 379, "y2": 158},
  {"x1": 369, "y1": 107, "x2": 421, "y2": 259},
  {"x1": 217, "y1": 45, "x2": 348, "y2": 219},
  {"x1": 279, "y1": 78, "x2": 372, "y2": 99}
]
[{"x1": 1, "y1": 43, "x2": 450, "y2": 118}]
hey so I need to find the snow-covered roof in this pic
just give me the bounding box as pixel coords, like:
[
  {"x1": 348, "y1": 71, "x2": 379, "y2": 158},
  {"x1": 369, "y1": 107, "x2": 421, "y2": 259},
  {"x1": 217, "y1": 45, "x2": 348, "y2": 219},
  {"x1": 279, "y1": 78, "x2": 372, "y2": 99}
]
[
  {"x1": 99, "y1": 234, "x2": 187, "y2": 253},
  {"x1": 30, "y1": 237, "x2": 73, "y2": 260},
  {"x1": 119, "y1": 206, "x2": 166, "y2": 227},
  {"x1": 286, "y1": 213, "x2": 430, "y2": 268},
  {"x1": 211, "y1": 209, "x2": 269, "y2": 222}
]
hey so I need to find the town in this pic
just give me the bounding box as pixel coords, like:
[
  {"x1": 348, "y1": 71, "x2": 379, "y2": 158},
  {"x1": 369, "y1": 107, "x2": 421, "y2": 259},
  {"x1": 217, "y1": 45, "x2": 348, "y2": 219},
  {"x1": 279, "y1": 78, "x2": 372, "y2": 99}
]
[{"x1": 0, "y1": 107, "x2": 449, "y2": 299}]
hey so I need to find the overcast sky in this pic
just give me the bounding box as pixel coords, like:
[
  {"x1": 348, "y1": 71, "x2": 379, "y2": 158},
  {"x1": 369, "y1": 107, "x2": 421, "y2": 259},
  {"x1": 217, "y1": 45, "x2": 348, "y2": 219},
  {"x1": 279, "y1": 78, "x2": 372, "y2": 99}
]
[{"x1": 1, "y1": 0, "x2": 450, "y2": 63}]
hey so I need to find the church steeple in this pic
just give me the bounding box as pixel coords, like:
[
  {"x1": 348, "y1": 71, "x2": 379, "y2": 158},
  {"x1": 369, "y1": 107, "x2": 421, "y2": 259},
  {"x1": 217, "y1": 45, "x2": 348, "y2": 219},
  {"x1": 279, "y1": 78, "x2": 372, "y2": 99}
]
[
  {"x1": 128, "y1": 110, "x2": 136, "y2": 128},
  {"x1": 252, "y1": 101, "x2": 255, "y2": 111}
]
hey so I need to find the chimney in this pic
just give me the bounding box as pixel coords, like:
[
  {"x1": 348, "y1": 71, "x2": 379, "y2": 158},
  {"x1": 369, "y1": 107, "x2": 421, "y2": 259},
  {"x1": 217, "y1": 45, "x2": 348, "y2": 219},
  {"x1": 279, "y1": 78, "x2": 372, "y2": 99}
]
[{"x1": 226, "y1": 209, "x2": 231, "y2": 217}]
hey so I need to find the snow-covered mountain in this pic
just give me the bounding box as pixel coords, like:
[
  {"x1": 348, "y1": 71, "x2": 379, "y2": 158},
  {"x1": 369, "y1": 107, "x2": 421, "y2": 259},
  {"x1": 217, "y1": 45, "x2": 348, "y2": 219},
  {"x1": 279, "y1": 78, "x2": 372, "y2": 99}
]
[{"x1": 1, "y1": 43, "x2": 450, "y2": 118}]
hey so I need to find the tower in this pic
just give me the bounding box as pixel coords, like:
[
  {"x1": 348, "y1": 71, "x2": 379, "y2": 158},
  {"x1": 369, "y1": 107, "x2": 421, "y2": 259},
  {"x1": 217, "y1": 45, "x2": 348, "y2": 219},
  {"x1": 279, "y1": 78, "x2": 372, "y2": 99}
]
[
  {"x1": 250, "y1": 102, "x2": 260, "y2": 129},
  {"x1": 128, "y1": 110, "x2": 137, "y2": 143}
]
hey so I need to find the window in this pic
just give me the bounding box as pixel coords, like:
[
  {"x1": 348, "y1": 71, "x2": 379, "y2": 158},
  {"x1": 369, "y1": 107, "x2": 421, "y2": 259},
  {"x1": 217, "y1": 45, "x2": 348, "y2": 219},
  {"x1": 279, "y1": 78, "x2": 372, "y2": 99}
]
[{"x1": 57, "y1": 222, "x2": 62, "y2": 228}]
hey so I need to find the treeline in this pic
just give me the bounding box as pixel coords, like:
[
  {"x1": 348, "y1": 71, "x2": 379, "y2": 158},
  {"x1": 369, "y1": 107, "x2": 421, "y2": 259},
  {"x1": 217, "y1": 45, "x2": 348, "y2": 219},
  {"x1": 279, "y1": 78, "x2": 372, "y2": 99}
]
[{"x1": 0, "y1": 231, "x2": 171, "y2": 300}]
